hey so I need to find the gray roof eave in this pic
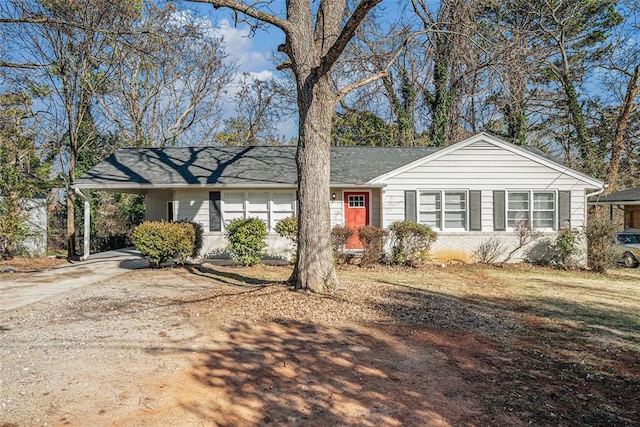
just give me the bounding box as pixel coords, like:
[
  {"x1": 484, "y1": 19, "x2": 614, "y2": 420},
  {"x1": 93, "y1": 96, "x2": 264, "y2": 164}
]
[{"x1": 72, "y1": 182, "x2": 298, "y2": 190}]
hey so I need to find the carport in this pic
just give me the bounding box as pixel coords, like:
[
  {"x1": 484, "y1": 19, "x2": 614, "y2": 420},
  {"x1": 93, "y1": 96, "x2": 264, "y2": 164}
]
[{"x1": 590, "y1": 186, "x2": 640, "y2": 230}]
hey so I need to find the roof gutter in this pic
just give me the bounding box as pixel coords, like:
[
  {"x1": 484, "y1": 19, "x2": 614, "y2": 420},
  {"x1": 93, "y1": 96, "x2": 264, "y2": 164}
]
[
  {"x1": 586, "y1": 185, "x2": 607, "y2": 201},
  {"x1": 74, "y1": 188, "x2": 91, "y2": 261}
]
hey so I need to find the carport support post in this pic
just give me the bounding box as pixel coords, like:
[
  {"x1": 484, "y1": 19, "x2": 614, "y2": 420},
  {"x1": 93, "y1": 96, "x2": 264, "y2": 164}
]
[{"x1": 74, "y1": 188, "x2": 91, "y2": 260}]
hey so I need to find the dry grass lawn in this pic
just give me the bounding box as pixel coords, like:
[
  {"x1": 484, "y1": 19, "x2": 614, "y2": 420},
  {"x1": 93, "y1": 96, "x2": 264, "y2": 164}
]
[
  {"x1": 169, "y1": 262, "x2": 640, "y2": 426},
  {"x1": 1, "y1": 261, "x2": 638, "y2": 426}
]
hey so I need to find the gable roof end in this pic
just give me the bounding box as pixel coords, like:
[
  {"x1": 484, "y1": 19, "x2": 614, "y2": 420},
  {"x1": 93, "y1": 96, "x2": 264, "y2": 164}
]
[{"x1": 368, "y1": 132, "x2": 604, "y2": 188}]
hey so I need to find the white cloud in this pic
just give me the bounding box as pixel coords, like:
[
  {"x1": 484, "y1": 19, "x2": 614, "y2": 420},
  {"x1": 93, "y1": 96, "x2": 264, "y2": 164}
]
[
  {"x1": 209, "y1": 19, "x2": 269, "y2": 72},
  {"x1": 275, "y1": 116, "x2": 297, "y2": 140}
]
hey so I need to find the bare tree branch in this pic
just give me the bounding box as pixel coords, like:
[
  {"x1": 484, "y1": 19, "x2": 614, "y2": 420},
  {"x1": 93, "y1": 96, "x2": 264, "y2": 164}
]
[
  {"x1": 337, "y1": 70, "x2": 387, "y2": 99},
  {"x1": 183, "y1": 0, "x2": 291, "y2": 34},
  {"x1": 317, "y1": 0, "x2": 382, "y2": 77}
]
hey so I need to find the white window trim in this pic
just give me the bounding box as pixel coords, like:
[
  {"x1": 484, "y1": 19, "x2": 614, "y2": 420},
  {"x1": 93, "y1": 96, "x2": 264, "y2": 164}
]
[
  {"x1": 221, "y1": 190, "x2": 297, "y2": 232},
  {"x1": 506, "y1": 190, "x2": 557, "y2": 231},
  {"x1": 417, "y1": 189, "x2": 469, "y2": 232}
]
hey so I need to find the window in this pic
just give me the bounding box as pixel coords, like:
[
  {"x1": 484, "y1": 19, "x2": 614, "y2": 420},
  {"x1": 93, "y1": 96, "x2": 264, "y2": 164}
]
[
  {"x1": 419, "y1": 191, "x2": 467, "y2": 231},
  {"x1": 533, "y1": 193, "x2": 555, "y2": 228},
  {"x1": 221, "y1": 191, "x2": 296, "y2": 231},
  {"x1": 445, "y1": 192, "x2": 466, "y2": 229},
  {"x1": 507, "y1": 192, "x2": 529, "y2": 227},
  {"x1": 419, "y1": 192, "x2": 441, "y2": 229},
  {"x1": 348, "y1": 195, "x2": 365, "y2": 208},
  {"x1": 507, "y1": 191, "x2": 556, "y2": 229}
]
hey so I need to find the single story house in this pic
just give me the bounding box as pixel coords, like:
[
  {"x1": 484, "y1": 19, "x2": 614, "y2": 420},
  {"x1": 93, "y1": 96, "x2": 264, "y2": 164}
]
[
  {"x1": 589, "y1": 186, "x2": 640, "y2": 231},
  {"x1": 73, "y1": 133, "x2": 604, "y2": 263}
]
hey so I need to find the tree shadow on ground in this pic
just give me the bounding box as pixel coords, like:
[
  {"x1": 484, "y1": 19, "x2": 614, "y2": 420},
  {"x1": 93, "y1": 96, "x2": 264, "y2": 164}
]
[
  {"x1": 371, "y1": 282, "x2": 640, "y2": 426},
  {"x1": 186, "y1": 265, "x2": 285, "y2": 287},
  {"x1": 171, "y1": 320, "x2": 486, "y2": 426}
]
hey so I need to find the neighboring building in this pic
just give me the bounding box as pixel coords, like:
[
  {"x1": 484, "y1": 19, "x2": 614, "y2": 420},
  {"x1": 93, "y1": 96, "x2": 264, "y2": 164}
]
[
  {"x1": 0, "y1": 195, "x2": 47, "y2": 257},
  {"x1": 73, "y1": 133, "x2": 604, "y2": 263},
  {"x1": 590, "y1": 186, "x2": 640, "y2": 231}
]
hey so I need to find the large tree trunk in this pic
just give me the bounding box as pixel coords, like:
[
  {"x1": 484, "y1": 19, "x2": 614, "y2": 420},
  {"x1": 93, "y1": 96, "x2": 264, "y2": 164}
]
[
  {"x1": 289, "y1": 75, "x2": 339, "y2": 292},
  {"x1": 192, "y1": 0, "x2": 381, "y2": 292}
]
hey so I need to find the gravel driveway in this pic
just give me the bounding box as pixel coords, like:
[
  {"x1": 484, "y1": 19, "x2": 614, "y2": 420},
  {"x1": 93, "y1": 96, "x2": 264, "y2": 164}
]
[{"x1": 0, "y1": 267, "x2": 213, "y2": 425}]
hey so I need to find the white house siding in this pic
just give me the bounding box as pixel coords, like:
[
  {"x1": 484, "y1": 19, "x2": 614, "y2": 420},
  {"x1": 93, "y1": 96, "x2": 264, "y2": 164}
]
[
  {"x1": 379, "y1": 141, "x2": 599, "y2": 263},
  {"x1": 175, "y1": 189, "x2": 209, "y2": 224},
  {"x1": 24, "y1": 198, "x2": 47, "y2": 256},
  {"x1": 145, "y1": 189, "x2": 173, "y2": 221},
  {"x1": 4, "y1": 197, "x2": 47, "y2": 257},
  {"x1": 168, "y1": 188, "x2": 297, "y2": 259},
  {"x1": 201, "y1": 233, "x2": 295, "y2": 260}
]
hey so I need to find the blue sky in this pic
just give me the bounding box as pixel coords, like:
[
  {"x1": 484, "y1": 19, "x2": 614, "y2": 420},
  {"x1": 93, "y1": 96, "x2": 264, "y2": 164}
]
[
  {"x1": 183, "y1": 2, "x2": 294, "y2": 138},
  {"x1": 183, "y1": 0, "x2": 402, "y2": 140}
]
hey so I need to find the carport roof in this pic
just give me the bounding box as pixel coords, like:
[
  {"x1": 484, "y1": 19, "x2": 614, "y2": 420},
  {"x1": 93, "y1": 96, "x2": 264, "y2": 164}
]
[
  {"x1": 591, "y1": 186, "x2": 640, "y2": 205},
  {"x1": 73, "y1": 145, "x2": 441, "y2": 189}
]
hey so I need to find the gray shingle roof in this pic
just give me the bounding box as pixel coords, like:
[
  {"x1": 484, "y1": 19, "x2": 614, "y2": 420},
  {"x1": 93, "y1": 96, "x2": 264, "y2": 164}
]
[
  {"x1": 74, "y1": 145, "x2": 441, "y2": 189},
  {"x1": 591, "y1": 186, "x2": 640, "y2": 204}
]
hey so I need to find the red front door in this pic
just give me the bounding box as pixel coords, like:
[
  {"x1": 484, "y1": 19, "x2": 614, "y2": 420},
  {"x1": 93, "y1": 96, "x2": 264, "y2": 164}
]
[{"x1": 344, "y1": 191, "x2": 370, "y2": 249}]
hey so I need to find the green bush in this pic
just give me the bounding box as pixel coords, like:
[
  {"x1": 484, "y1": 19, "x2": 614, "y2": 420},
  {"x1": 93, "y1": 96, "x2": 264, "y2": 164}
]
[
  {"x1": 330, "y1": 225, "x2": 355, "y2": 264},
  {"x1": 179, "y1": 220, "x2": 204, "y2": 258},
  {"x1": 275, "y1": 216, "x2": 298, "y2": 263},
  {"x1": 585, "y1": 213, "x2": 619, "y2": 272},
  {"x1": 225, "y1": 217, "x2": 267, "y2": 266},
  {"x1": 358, "y1": 226, "x2": 388, "y2": 266},
  {"x1": 133, "y1": 221, "x2": 195, "y2": 267},
  {"x1": 389, "y1": 220, "x2": 437, "y2": 266},
  {"x1": 0, "y1": 200, "x2": 29, "y2": 259},
  {"x1": 548, "y1": 229, "x2": 580, "y2": 269},
  {"x1": 275, "y1": 216, "x2": 298, "y2": 243}
]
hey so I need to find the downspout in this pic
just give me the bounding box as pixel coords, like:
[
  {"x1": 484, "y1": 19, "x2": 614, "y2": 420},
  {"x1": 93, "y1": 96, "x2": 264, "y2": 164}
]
[
  {"x1": 585, "y1": 185, "x2": 608, "y2": 225},
  {"x1": 74, "y1": 188, "x2": 91, "y2": 261}
]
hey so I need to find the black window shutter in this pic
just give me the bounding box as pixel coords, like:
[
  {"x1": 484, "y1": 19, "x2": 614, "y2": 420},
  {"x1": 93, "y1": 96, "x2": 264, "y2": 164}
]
[
  {"x1": 209, "y1": 191, "x2": 221, "y2": 232},
  {"x1": 405, "y1": 190, "x2": 417, "y2": 222},
  {"x1": 558, "y1": 191, "x2": 571, "y2": 230},
  {"x1": 469, "y1": 191, "x2": 482, "y2": 231},
  {"x1": 493, "y1": 190, "x2": 506, "y2": 231}
]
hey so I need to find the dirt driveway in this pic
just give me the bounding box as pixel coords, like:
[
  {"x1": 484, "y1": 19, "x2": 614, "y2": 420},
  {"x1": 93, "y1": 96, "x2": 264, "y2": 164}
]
[{"x1": 1, "y1": 264, "x2": 638, "y2": 426}]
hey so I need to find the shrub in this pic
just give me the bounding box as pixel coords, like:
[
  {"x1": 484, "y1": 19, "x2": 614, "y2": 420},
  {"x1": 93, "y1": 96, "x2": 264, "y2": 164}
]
[
  {"x1": 0, "y1": 202, "x2": 29, "y2": 259},
  {"x1": 389, "y1": 220, "x2": 437, "y2": 266},
  {"x1": 503, "y1": 221, "x2": 543, "y2": 263},
  {"x1": 275, "y1": 216, "x2": 298, "y2": 264},
  {"x1": 473, "y1": 237, "x2": 505, "y2": 264},
  {"x1": 330, "y1": 225, "x2": 354, "y2": 264},
  {"x1": 548, "y1": 229, "x2": 580, "y2": 269},
  {"x1": 133, "y1": 221, "x2": 195, "y2": 267},
  {"x1": 585, "y1": 212, "x2": 619, "y2": 272},
  {"x1": 179, "y1": 220, "x2": 204, "y2": 258},
  {"x1": 225, "y1": 217, "x2": 267, "y2": 266},
  {"x1": 358, "y1": 226, "x2": 388, "y2": 266},
  {"x1": 275, "y1": 216, "x2": 298, "y2": 243}
]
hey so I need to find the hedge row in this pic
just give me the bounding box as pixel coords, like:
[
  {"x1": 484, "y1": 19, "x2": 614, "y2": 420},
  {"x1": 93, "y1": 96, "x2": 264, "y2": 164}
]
[{"x1": 134, "y1": 217, "x2": 437, "y2": 268}]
